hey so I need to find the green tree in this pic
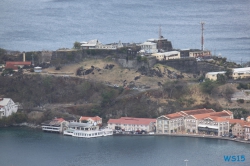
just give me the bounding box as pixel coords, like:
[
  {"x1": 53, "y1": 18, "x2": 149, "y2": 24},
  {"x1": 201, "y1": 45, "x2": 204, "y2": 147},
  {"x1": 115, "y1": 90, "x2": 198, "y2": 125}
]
[
  {"x1": 200, "y1": 79, "x2": 217, "y2": 94},
  {"x1": 216, "y1": 74, "x2": 226, "y2": 84},
  {"x1": 73, "y1": 41, "x2": 81, "y2": 49},
  {"x1": 225, "y1": 69, "x2": 233, "y2": 79}
]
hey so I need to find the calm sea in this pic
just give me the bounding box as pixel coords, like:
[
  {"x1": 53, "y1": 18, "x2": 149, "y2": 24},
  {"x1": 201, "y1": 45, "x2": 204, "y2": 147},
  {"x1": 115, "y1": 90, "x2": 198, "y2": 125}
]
[
  {"x1": 0, "y1": 0, "x2": 250, "y2": 63},
  {"x1": 0, "y1": 127, "x2": 250, "y2": 166}
]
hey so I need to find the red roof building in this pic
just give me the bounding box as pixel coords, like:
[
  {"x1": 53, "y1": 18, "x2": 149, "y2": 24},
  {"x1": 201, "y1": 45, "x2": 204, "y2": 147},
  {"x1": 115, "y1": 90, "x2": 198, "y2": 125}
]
[
  {"x1": 5, "y1": 61, "x2": 31, "y2": 70},
  {"x1": 107, "y1": 117, "x2": 156, "y2": 132}
]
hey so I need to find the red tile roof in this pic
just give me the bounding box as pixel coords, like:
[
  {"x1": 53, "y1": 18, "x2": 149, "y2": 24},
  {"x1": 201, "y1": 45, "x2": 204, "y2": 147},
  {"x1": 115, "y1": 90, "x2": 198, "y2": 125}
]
[
  {"x1": 180, "y1": 108, "x2": 215, "y2": 116},
  {"x1": 107, "y1": 117, "x2": 156, "y2": 125},
  {"x1": 227, "y1": 119, "x2": 250, "y2": 126},
  {"x1": 5, "y1": 61, "x2": 31, "y2": 70},
  {"x1": 165, "y1": 112, "x2": 184, "y2": 119}
]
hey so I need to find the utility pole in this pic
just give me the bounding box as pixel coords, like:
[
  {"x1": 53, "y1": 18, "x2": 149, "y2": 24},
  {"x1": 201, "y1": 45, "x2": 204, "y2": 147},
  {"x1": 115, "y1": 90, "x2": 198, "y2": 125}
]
[
  {"x1": 158, "y1": 25, "x2": 162, "y2": 51},
  {"x1": 31, "y1": 54, "x2": 34, "y2": 66},
  {"x1": 201, "y1": 22, "x2": 205, "y2": 51}
]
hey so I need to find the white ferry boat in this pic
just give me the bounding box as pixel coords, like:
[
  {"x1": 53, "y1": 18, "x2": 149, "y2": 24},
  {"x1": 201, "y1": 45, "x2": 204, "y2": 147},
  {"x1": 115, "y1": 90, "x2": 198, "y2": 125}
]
[{"x1": 63, "y1": 122, "x2": 113, "y2": 138}]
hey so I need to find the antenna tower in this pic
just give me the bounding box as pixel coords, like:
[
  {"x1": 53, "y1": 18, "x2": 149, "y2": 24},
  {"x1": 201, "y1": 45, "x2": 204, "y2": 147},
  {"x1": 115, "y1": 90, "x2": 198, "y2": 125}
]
[
  {"x1": 159, "y1": 25, "x2": 162, "y2": 39},
  {"x1": 201, "y1": 22, "x2": 205, "y2": 51}
]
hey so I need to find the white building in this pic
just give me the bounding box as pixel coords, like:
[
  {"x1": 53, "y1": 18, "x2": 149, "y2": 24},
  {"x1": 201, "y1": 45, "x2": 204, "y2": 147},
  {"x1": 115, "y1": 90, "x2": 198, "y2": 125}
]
[
  {"x1": 107, "y1": 117, "x2": 156, "y2": 132},
  {"x1": 0, "y1": 98, "x2": 18, "y2": 118},
  {"x1": 140, "y1": 42, "x2": 158, "y2": 54},
  {"x1": 41, "y1": 118, "x2": 69, "y2": 133}
]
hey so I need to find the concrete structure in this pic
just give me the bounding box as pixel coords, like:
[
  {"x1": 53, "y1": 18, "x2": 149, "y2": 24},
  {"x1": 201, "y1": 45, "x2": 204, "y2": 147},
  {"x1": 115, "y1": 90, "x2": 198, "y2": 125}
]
[
  {"x1": 0, "y1": 98, "x2": 18, "y2": 119},
  {"x1": 79, "y1": 116, "x2": 102, "y2": 126},
  {"x1": 152, "y1": 51, "x2": 180, "y2": 61},
  {"x1": 205, "y1": 71, "x2": 226, "y2": 81},
  {"x1": 81, "y1": 39, "x2": 123, "y2": 50},
  {"x1": 231, "y1": 90, "x2": 250, "y2": 101},
  {"x1": 107, "y1": 117, "x2": 156, "y2": 132},
  {"x1": 139, "y1": 42, "x2": 158, "y2": 54}
]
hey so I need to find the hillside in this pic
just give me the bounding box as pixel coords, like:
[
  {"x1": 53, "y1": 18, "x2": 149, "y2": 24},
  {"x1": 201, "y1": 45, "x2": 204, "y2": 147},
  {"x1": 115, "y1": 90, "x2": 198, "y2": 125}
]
[{"x1": 0, "y1": 57, "x2": 250, "y2": 125}]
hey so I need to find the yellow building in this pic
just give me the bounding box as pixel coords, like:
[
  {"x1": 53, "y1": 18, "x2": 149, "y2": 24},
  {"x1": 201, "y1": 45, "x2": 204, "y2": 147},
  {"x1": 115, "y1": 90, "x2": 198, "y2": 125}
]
[{"x1": 205, "y1": 71, "x2": 226, "y2": 81}]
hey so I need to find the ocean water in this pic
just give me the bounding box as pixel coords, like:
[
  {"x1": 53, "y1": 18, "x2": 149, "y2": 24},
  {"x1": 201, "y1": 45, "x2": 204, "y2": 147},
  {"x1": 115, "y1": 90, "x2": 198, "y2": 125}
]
[
  {"x1": 0, "y1": 127, "x2": 250, "y2": 166},
  {"x1": 0, "y1": 0, "x2": 250, "y2": 63}
]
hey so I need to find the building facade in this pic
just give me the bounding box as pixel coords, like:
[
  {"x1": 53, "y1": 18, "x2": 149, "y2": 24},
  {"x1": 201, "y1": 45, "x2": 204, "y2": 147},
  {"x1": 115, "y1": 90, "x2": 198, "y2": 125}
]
[
  {"x1": 140, "y1": 42, "x2": 158, "y2": 54},
  {"x1": 156, "y1": 109, "x2": 232, "y2": 136},
  {"x1": 0, "y1": 98, "x2": 18, "y2": 119},
  {"x1": 107, "y1": 117, "x2": 156, "y2": 132}
]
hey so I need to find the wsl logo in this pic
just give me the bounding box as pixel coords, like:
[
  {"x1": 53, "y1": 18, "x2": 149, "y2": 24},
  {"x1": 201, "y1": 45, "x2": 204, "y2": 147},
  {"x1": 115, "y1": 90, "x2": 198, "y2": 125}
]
[{"x1": 224, "y1": 155, "x2": 245, "y2": 162}]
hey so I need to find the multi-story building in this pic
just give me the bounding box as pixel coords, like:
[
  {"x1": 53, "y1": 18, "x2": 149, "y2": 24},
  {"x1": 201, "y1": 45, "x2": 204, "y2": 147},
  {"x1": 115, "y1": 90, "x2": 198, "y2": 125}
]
[
  {"x1": 0, "y1": 98, "x2": 18, "y2": 119},
  {"x1": 107, "y1": 117, "x2": 156, "y2": 132},
  {"x1": 184, "y1": 110, "x2": 232, "y2": 135},
  {"x1": 156, "y1": 109, "x2": 233, "y2": 135},
  {"x1": 156, "y1": 108, "x2": 216, "y2": 134},
  {"x1": 244, "y1": 125, "x2": 250, "y2": 140},
  {"x1": 228, "y1": 119, "x2": 250, "y2": 137}
]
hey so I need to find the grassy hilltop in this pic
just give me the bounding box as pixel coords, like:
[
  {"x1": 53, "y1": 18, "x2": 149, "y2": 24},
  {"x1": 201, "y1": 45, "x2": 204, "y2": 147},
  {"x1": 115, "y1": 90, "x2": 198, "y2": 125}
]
[{"x1": 0, "y1": 49, "x2": 249, "y2": 125}]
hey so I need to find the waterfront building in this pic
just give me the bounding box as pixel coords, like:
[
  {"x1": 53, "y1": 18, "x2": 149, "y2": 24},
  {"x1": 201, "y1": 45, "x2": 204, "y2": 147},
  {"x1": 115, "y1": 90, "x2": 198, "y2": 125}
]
[
  {"x1": 244, "y1": 124, "x2": 250, "y2": 140},
  {"x1": 185, "y1": 113, "x2": 230, "y2": 136},
  {"x1": 0, "y1": 98, "x2": 18, "y2": 119},
  {"x1": 79, "y1": 116, "x2": 102, "y2": 126},
  {"x1": 41, "y1": 118, "x2": 69, "y2": 133},
  {"x1": 156, "y1": 109, "x2": 233, "y2": 135},
  {"x1": 151, "y1": 51, "x2": 180, "y2": 61},
  {"x1": 156, "y1": 108, "x2": 215, "y2": 134},
  {"x1": 228, "y1": 119, "x2": 250, "y2": 137},
  {"x1": 107, "y1": 117, "x2": 156, "y2": 132}
]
